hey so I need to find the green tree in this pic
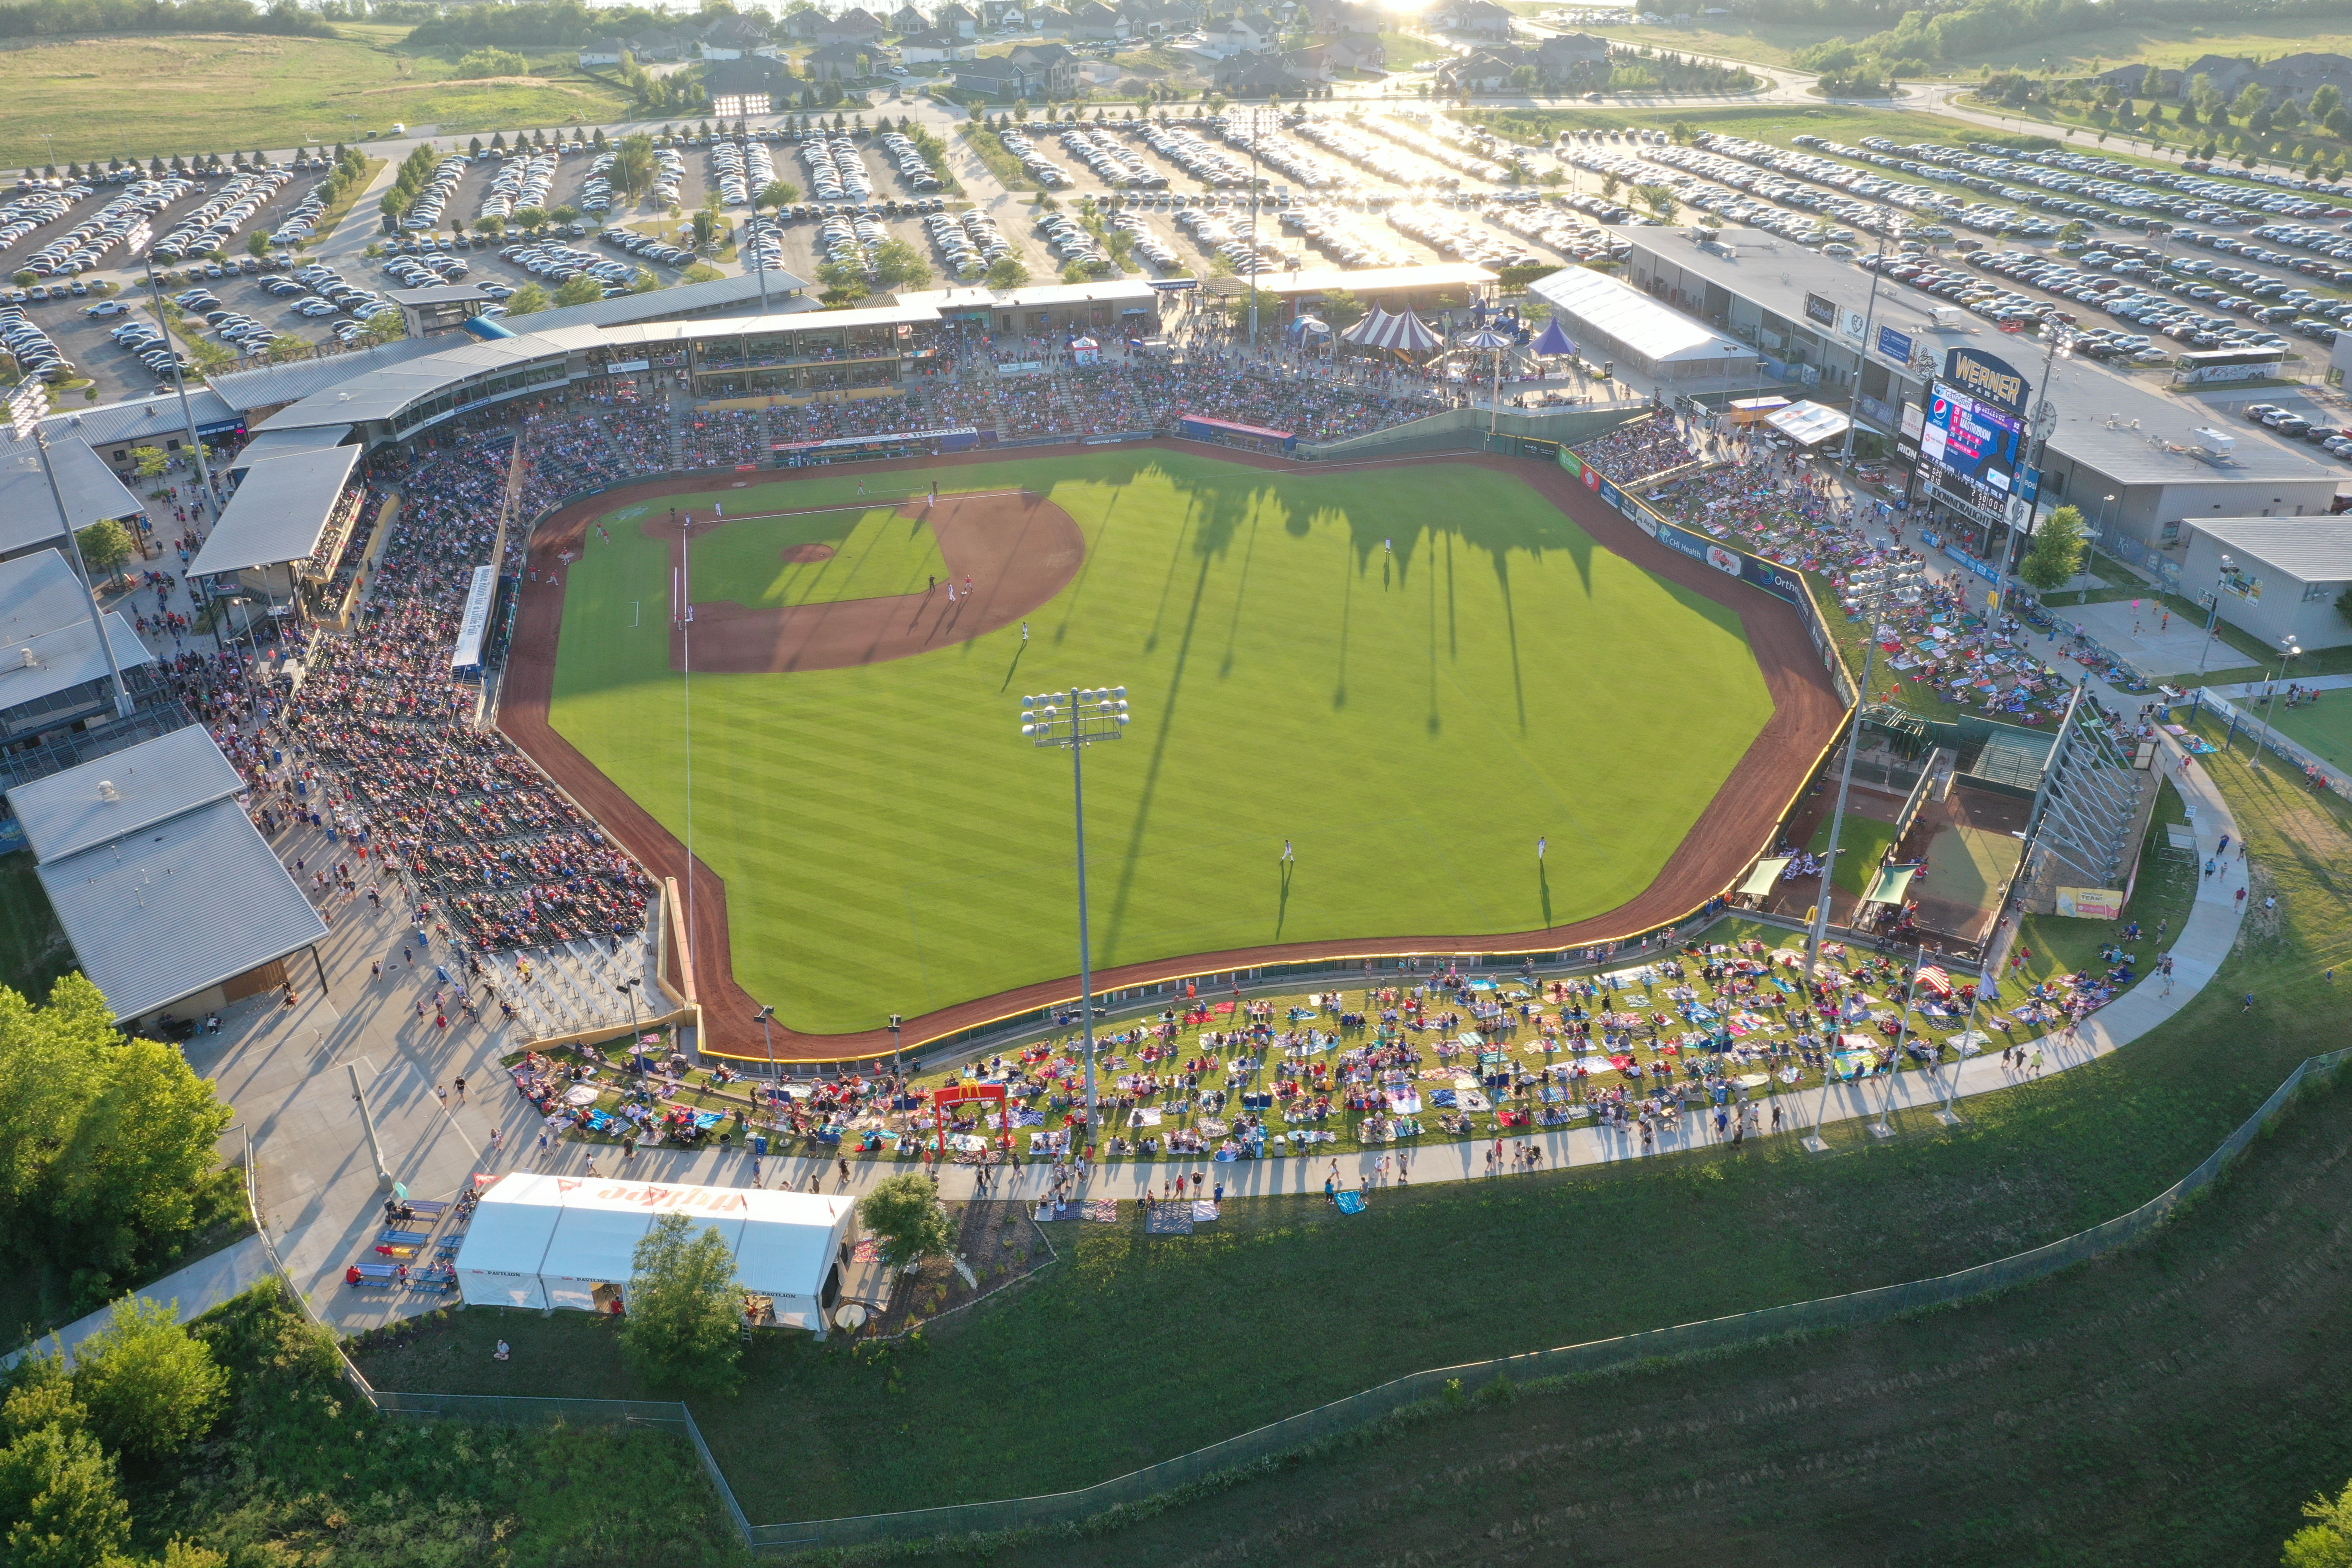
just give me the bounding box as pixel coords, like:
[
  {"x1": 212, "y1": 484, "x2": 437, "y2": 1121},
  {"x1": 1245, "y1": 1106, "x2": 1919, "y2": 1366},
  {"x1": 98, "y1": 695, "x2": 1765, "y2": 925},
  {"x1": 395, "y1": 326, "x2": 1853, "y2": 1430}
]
[
  {"x1": 755, "y1": 178, "x2": 800, "y2": 214},
  {"x1": 1316, "y1": 288, "x2": 1365, "y2": 328},
  {"x1": 554, "y1": 273, "x2": 606, "y2": 306},
  {"x1": 506, "y1": 282, "x2": 552, "y2": 314},
  {"x1": 858, "y1": 1172, "x2": 955, "y2": 1268},
  {"x1": 2287, "y1": 1474, "x2": 2352, "y2": 1568},
  {"x1": 870, "y1": 237, "x2": 931, "y2": 289},
  {"x1": 617, "y1": 1212, "x2": 742, "y2": 1395},
  {"x1": 456, "y1": 46, "x2": 529, "y2": 77},
  {"x1": 2140, "y1": 64, "x2": 2163, "y2": 99},
  {"x1": 72, "y1": 519, "x2": 134, "y2": 585},
  {"x1": 984, "y1": 254, "x2": 1030, "y2": 290},
  {"x1": 817, "y1": 260, "x2": 871, "y2": 305},
  {"x1": 2018, "y1": 504, "x2": 2088, "y2": 593},
  {"x1": 612, "y1": 132, "x2": 658, "y2": 200},
  {"x1": 128, "y1": 446, "x2": 168, "y2": 480},
  {"x1": 1599, "y1": 170, "x2": 1621, "y2": 203},
  {"x1": 0, "y1": 1424, "x2": 130, "y2": 1568},
  {"x1": 511, "y1": 205, "x2": 549, "y2": 232},
  {"x1": 69, "y1": 1296, "x2": 226, "y2": 1460},
  {"x1": 266, "y1": 332, "x2": 310, "y2": 361},
  {"x1": 1634, "y1": 182, "x2": 1678, "y2": 224},
  {"x1": 691, "y1": 207, "x2": 717, "y2": 248},
  {"x1": 629, "y1": 266, "x2": 660, "y2": 293},
  {"x1": 245, "y1": 230, "x2": 269, "y2": 258}
]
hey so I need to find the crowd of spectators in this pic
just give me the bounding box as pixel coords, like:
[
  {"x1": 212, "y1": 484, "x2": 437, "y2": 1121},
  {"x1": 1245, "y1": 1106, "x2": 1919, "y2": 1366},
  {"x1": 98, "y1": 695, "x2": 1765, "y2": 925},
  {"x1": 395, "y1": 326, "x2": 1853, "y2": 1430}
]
[
  {"x1": 267, "y1": 433, "x2": 654, "y2": 951},
  {"x1": 1569, "y1": 415, "x2": 1700, "y2": 482}
]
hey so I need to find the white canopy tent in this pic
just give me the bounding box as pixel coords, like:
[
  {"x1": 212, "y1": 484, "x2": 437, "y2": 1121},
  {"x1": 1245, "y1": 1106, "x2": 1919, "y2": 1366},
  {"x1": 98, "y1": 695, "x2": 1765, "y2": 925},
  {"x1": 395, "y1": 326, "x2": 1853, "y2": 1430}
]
[
  {"x1": 455, "y1": 1173, "x2": 858, "y2": 1331},
  {"x1": 1524, "y1": 266, "x2": 1757, "y2": 384}
]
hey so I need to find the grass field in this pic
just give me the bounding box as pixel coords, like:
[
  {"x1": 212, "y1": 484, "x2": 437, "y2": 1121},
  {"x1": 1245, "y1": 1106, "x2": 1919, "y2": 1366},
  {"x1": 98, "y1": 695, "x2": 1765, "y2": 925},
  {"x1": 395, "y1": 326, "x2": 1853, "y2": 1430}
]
[
  {"x1": 1807, "y1": 808, "x2": 1897, "y2": 896},
  {"x1": 351, "y1": 713, "x2": 2352, "y2": 1542},
  {"x1": 2269, "y1": 695, "x2": 2352, "y2": 777},
  {"x1": 0, "y1": 27, "x2": 631, "y2": 167},
  {"x1": 689, "y1": 503, "x2": 950, "y2": 609},
  {"x1": 548, "y1": 452, "x2": 1778, "y2": 1035}
]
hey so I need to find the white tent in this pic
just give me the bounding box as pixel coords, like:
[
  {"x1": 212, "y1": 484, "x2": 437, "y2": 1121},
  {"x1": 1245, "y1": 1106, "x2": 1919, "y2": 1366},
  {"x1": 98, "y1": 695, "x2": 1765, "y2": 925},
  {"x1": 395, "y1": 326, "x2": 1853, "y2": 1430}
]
[{"x1": 455, "y1": 1173, "x2": 858, "y2": 1331}]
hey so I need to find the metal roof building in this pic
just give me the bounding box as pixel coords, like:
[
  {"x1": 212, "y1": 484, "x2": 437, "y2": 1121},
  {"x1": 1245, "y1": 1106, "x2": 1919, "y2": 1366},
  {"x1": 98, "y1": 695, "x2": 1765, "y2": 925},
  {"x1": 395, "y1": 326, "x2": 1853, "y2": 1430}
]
[
  {"x1": 7, "y1": 726, "x2": 328, "y2": 1023},
  {"x1": 187, "y1": 444, "x2": 365, "y2": 578},
  {"x1": 0, "y1": 548, "x2": 153, "y2": 738},
  {"x1": 0, "y1": 437, "x2": 153, "y2": 561}
]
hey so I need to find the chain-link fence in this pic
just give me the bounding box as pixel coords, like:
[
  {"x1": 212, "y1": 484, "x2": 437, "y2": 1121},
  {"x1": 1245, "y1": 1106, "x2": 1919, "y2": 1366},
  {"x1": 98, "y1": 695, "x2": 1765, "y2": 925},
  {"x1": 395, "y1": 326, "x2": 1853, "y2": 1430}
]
[
  {"x1": 741, "y1": 1044, "x2": 2350, "y2": 1552},
  {"x1": 323, "y1": 1048, "x2": 2347, "y2": 1556},
  {"x1": 2190, "y1": 688, "x2": 2352, "y2": 805}
]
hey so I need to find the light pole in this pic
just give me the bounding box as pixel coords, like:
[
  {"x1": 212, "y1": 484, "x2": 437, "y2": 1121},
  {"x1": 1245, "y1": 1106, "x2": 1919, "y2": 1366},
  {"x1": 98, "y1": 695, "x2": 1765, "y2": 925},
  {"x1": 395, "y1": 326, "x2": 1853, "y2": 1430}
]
[
  {"x1": 123, "y1": 220, "x2": 216, "y2": 519},
  {"x1": 7, "y1": 383, "x2": 132, "y2": 717},
  {"x1": 1835, "y1": 204, "x2": 1900, "y2": 469},
  {"x1": 1804, "y1": 560, "x2": 1923, "y2": 983},
  {"x1": 1996, "y1": 312, "x2": 2076, "y2": 616},
  {"x1": 613, "y1": 977, "x2": 642, "y2": 1046},
  {"x1": 1020, "y1": 684, "x2": 1131, "y2": 1155},
  {"x1": 2254, "y1": 635, "x2": 2301, "y2": 772},
  {"x1": 2193, "y1": 565, "x2": 2227, "y2": 674},
  {"x1": 752, "y1": 1004, "x2": 775, "y2": 1075},
  {"x1": 888, "y1": 1012, "x2": 903, "y2": 1073},
  {"x1": 2095, "y1": 492, "x2": 2116, "y2": 557}
]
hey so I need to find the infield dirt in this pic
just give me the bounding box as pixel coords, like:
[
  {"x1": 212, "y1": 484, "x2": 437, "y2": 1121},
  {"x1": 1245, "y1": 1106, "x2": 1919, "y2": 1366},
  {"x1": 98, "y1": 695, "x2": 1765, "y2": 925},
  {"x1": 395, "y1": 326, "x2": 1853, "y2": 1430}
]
[{"x1": 499, "y1": 446, "x2": 1844, "y2": 1062}]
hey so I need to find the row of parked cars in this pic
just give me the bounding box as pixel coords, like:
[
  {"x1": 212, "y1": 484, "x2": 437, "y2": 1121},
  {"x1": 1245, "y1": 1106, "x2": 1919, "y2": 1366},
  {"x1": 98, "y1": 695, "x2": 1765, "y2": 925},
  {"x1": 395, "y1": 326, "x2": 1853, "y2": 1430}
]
[
  {"x1": 2244, "y1": 402, "x2": 2352, "y2": 461},
  {"x1": 478, "y1": 151, "x2": 558, "y2": 225},
  {"x1": 923, "y1": 207, "x2": 1011, "y2": 280},
  {"x1": 800, "y1": 133, "x2": 875, "y2": 205},
  {"x1": 600, "y1": 228, "x2": 696, "y2": 269},
  {"x1": 503, "y1": 242, "x2": 641, "y2": 294},
  {"x1": 4, "y1": 306, "x2": 84, "y2": 382},
  {"x1": 398, "y1": 157, "x2": 472, "y2": 232},
  {"x1": 709, "y1": 137, "x2": 776, "y2": 208},
  {"x1": 100, "y1": 314, "x2": 190, "y2": 384},
  {"x1": 994, "y1": 128, "x2": 1069, "y2": 189},
  {"x1": 876, "y1": 131, "x2": 944, "y2": 194}
]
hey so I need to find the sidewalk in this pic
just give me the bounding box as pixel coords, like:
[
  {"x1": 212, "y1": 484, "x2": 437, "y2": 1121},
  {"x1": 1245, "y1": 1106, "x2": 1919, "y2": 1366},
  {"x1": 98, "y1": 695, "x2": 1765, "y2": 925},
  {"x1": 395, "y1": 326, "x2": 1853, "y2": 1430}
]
[{"x1": 1, "y1": 1236, "x2": 272, "y2": 1370}]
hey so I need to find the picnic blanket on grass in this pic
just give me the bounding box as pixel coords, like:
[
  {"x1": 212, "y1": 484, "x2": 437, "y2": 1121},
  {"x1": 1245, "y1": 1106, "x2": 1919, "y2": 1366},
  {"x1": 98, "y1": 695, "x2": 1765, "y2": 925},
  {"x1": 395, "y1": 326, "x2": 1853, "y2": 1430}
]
[
  {"x1": 1145, "y1": 1205, "x2": 1194, "y2": 1235},
  {"x1": 1334, "y1": 1191, "x2": 1368, "y2": 1214},
  {"x1": 1084, "y1": 1199, "x2": 1120, "y2": 1223}
]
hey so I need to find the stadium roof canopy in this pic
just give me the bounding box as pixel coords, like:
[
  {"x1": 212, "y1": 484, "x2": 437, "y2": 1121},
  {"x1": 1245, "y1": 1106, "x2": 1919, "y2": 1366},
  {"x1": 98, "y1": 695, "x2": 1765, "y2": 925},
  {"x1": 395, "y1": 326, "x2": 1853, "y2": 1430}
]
[
  {"x1": 187, "y1": 444, "x2": 363, "y2": 577},
  {"x1": 0, "y1": 548, "x2": 153, "y2": 719},
  {"x1": 7, "y1": 726, "x2": 327, "y2": 1022},
  {"x1": 0, "y1": 436, "x2": 150, "y2": 558}
]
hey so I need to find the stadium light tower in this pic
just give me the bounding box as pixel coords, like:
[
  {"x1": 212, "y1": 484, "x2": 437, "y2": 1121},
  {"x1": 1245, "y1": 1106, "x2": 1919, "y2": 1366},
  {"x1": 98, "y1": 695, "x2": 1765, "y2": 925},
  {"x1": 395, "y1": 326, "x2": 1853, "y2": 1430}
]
[
  {"x1": 122, "y1": 219, "x2": 215, "y2": 518},
  {"x1": 1020, "y1": 685, "x2": 1131, "y2": 1155},
  {"x1": 1802, "y1": 557, "x2": 1923, "y2": 1124}
]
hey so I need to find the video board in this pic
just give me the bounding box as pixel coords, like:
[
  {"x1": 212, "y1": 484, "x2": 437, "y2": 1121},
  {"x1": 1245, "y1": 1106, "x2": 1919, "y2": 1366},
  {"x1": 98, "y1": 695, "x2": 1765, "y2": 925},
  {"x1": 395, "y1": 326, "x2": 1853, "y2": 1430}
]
[{"x1": 1918, "y1": 379, "x2": 2024, "y2": 508}]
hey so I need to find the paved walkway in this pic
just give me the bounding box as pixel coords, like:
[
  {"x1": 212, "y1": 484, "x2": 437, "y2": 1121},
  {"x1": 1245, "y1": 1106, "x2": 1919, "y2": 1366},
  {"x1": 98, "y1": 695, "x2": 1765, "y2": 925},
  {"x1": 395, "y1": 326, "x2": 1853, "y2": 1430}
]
[{"x1": 2, "y1": 1235, "x2": 272, "y2": 1370}]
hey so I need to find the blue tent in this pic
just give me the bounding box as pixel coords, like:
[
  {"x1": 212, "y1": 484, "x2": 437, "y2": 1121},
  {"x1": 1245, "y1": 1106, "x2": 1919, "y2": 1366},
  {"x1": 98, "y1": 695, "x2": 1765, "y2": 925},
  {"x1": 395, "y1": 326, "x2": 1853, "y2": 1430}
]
[{"x1": 1532, "y1": 318, "x2": 1577, "y2": 358}]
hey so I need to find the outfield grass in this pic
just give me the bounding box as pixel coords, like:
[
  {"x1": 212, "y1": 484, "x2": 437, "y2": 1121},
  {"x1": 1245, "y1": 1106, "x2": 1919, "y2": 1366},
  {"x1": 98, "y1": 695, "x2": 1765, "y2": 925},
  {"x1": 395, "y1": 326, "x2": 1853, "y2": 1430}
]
[
  {"x1": 2267, "y1": 695, "x2": 2352, "y2": 777},
  {"x1": 0, "y1": 28, "x2": 630, "y2": 166},
  {"x1": 689, "y1": 502, "x2": 950, "y2": 609},
  {"x1": 548, "y1": 452, "x2": 1778, "y2": 1035},
  {"x1": 352, "y1": 711, "x2": 2352, "y2": 1531}
]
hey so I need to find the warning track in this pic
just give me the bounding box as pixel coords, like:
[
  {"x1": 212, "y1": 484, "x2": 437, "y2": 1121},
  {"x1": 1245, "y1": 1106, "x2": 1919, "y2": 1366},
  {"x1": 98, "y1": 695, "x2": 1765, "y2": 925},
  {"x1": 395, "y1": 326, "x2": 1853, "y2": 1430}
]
[{"x1": 498, "y1": 444, "x2": 1844, "y2": 1063}]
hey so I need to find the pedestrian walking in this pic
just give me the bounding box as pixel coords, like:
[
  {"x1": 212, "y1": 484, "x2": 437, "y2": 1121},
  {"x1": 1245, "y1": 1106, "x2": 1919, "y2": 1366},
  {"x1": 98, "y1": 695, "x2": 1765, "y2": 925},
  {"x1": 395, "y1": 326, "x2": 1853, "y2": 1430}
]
[
  {"x1": 453, "y1": 1076, "x2": 466, "y2": 1104},
  {"x1": 435, "y1": 1083, "x2": 447, "y2": 1108}
]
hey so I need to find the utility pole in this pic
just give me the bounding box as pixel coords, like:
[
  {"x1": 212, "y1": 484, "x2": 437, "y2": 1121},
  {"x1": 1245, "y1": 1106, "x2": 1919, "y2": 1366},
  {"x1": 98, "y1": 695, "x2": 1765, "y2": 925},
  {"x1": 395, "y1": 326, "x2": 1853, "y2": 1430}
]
[
  {"x1": 124, "y1": 219, "x2": 217, "y2": 524},
  {"x1": 347, "y1": 1061, "x2": 392, "y2": 1191},
  {"x1": 1994, "y1": 312, "x2": 2076, "y2": 616}
]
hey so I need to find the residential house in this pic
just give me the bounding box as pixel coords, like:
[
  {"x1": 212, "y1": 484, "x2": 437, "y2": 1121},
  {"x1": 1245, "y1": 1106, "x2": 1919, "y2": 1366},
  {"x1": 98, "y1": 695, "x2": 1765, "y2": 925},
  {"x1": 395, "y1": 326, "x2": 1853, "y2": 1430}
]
[
  {"x1": 578, "y1": 36, "x2": 627, "y2": 65},
  {"x1": 783, "y1": 4, "x2": 825, "y2": 40},
  {"x1": 808, "y1": 39, "x2": 882, "y2": 77},
  {"x1": 950, "y1": 55, "x2": 1035, "y2": 95},
  {"x1": 1117, "y1": 0, "x2": 1204, "y2": 37},
  {"x1": 1215, "y1": 9, "x2": 1277, "y2": 56},
  {"x1": 1439, "y1": 0, "x2": 1514, "y2": 40},
  {"x1": 624, "y1": 26, "x2": 692, "y2": 60},
  {"x1": 1317, "y1": 31, "x2": 1384, "y2": 71},
  {"x1": 1537, "y1": 31, "x2": 1610, "y2": 70},
  {"x1": 899, "y1": 25, "x2": 979, "y2": 59},
  {"x1": 1008, "y1": 40, "x2": 1084, "y2": 93},
  {"x1": 706, "y1": 56, "x2": 797, "y2": 114},
  {"x1": 815, "y1": 7, "x2": 885, "y2": 44},
  {"x1": 1068, "y1": 0, "x2": 1127, "y2": 39},
  {"x1": 977, "y1": 0, "x2": 1026, "y2": 31},
  {"x1": 888, "y1": 3, "x2": 930, "y2": 33},
  {"x1": 1436, "y1": 45, "x2": 1527, "y2": 92},
  {"x1": 937, "y1": 0, "x2": 983, "y2": 34},
  {"x1": 698, "y1": 12, "x2": 775, "y2": 58},
  {"x1": 1303, "y1": 0, "x2": 1381, "y2": 35},
  {"x1": 1211, "y1": 47, "x2": 1308, "y2": 93},
  {"x1": 1029, "y1": 5, "x2": 1074, "y2": 34}
]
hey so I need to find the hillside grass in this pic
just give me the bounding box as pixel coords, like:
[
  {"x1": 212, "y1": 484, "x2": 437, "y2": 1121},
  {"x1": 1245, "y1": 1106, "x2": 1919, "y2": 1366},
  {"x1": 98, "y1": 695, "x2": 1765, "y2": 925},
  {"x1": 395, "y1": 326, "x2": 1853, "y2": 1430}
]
[{"x1": 0, "y1": 28, "x2": 630, "y2": 166}]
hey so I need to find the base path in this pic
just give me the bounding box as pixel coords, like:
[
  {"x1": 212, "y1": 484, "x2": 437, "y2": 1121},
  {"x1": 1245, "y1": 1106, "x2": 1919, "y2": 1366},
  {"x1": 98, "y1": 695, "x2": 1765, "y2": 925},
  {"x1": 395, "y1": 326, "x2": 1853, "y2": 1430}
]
[
  {"x1": 499, "y1": 442, "x2": 1846, "y2": 1062},
  {"x1": 658, "y1": 490, "x2": 1085, "y2": 674}
]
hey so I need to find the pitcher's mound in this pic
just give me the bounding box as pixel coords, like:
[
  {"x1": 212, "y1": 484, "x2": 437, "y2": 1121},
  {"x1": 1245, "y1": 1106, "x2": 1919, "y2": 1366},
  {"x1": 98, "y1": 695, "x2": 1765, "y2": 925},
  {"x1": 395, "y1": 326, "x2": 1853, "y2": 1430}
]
[{"x1": 780, "y1": 542, "x2": 836, "y2": 564}]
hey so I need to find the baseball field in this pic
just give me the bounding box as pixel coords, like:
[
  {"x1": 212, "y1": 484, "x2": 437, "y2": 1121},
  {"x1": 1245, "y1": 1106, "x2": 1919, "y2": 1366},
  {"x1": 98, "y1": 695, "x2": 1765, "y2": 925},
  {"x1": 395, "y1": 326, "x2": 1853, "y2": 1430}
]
[{"x1": 540, "y1": 449, "x2": 1782, "y2": 1036}]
